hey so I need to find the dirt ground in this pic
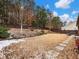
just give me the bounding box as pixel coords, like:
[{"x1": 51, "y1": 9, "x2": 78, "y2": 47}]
[{"x1": 0, "y1": 33, "x2": 68, "y2": 59}]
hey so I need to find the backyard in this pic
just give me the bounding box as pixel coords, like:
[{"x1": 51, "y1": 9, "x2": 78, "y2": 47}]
[
  {"x1": 0, "y1": 0, "x2": 79, "y2": 59},
  {"x1": 0, "y1": 32, "x2": 69, "y2": 59}
]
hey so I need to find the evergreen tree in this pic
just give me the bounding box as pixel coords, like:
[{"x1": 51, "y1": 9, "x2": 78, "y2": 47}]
[
  {"x1": 34, "y1": 7, "x2": 48, "y2": 28},
  {"x1": 0, "y1": 0, "x2": 11, "y2": 24},
  {"x1": 51, "y1": 17, "x2": 63, "y2": 30}
]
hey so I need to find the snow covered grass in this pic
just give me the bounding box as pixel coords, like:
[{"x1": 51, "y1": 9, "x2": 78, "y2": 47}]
[{"x1": 0, "y1": 39, "x2": 24, "y2": 50}]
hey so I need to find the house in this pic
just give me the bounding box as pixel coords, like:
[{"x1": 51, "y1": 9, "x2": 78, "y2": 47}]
[
  {"x1": 76, "y1": 15, "x2": 79, "y2": 35},
  {"x1": 61, "y1": 21, "x2": 78, "y2": 30}
]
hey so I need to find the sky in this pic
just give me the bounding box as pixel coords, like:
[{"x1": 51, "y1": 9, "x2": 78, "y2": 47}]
[{"x1": 35, "y1": 0, "x2": 79, "y2": 22}]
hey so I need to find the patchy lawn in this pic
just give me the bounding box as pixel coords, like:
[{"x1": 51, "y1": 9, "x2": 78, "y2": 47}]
[{"x1": 0, "y1": 33, "x2": 69, "y2": 59}]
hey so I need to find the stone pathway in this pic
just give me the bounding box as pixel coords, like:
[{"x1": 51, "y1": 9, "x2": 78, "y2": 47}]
[
  {"x1": 0, "y1": 34, "x2": 74, "y2": 59},
  {"x1": 42, "y1": 35, "x2": 75, "y2": 59},
  {"x1": 22, "y1": 35, "x2": 75, "y2": 59}
]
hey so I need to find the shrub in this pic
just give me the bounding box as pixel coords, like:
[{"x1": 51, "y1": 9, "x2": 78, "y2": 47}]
[
  {"x1": 37, "y1": 30, "x2": 45, "y2": 36},
  {"x1": 32, "y1": 21, "x2": 37, "y2": 28},
  {"x1": 0, "y1": 26, "x2": 10, "y2": 39}
]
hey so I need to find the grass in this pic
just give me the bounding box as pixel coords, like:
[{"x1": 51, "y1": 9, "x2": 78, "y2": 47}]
[
  {"x1": 1, "y1": 33, "x2": 68, "y2": 59},
  {"x1": 58, "y1": 38, "x2": 77, "y2": 59},
  {"x1": 0, "y1": 26, "x2": 10, "y2": 39}
]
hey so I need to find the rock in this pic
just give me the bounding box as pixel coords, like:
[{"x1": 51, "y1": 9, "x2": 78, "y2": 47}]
[{"x1": 11, "y1": 33, "x2": 26, "y2": 39}]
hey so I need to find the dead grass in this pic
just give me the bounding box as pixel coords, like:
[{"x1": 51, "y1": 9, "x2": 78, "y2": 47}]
[
  {"x1": 8, "y1": 28, "x2": 50, "y2": 38},
  {"x1": 1, "y1": 33, "x2": 68, "y2": 59},
  {"x1": 58, "y1": 38, "x2": 78, "y2": 59}
]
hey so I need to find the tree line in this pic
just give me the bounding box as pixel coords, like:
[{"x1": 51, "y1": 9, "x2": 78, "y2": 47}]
[{"x1": 0, "y1": 0, "x2": 63, "y2": 30}]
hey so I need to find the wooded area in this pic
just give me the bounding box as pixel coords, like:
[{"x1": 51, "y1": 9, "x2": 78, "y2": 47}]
[{"x1": 0, "y1": 0, "x2": 63, "y2": 30}]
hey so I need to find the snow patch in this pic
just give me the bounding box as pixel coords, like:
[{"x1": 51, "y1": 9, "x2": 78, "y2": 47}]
[
  {"x1": 0, "y1": 39, "x2": 24, "y2": 50},
  {"x1": 59, "y1": 43, "x2": 67, "y2": 47},
  {"x1": 55, "y1": 46, "x2": 64, "y2": 51}
]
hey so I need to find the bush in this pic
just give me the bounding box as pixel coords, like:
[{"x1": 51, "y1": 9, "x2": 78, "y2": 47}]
[
  {"x1": 37, "y1": 30, "x2": 45, "y2": 36},
  {"x1": 0, "y1": 26, "x2": 10, "y2": 39},
  {"x1": 32, "y1": 21, "x2": 37, "y2": 28}
]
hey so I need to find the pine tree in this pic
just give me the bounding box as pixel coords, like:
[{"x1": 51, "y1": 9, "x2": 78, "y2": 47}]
[{"x1": 51, "y1": 17, "x2": 63, "y2": 30}]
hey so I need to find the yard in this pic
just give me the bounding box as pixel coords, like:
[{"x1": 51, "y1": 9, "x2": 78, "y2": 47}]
[{"x1": 0, "y1": 33, "x2": 68, "y2": 59}]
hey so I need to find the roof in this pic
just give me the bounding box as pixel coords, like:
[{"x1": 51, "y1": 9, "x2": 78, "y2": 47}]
[{"x1": 61, "y1": 21, "x2": 78, "y2": 30}]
